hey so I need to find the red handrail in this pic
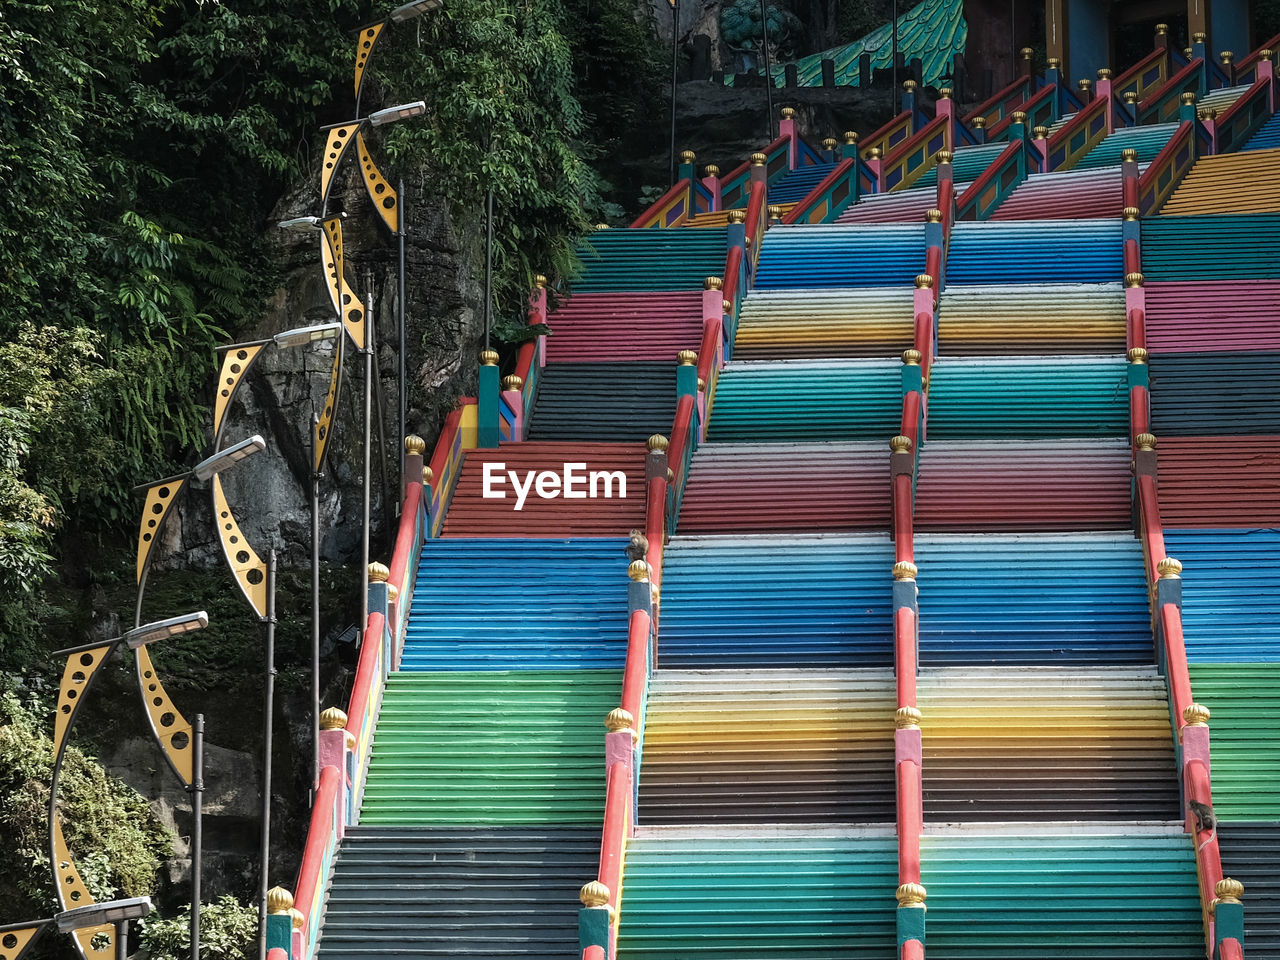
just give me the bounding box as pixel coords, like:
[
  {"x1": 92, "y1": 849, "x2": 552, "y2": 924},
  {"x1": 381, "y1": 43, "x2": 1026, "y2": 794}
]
[
  {"x1": 620, "y1": 608, "x2": 652, "y2": 720},
  {"x1": 1111, "y1": 47, "x2": 1168, "y2": 96},
  {"x1": 744, "y1": 179, "x2": 766, "y2": 248},
  {"x1": 988, "y1": 84, "x2": 1054, "y2": 139},
  {"x1": 963, "y1": 74, "x2": 1033, "y2": 124},
  {"x1": 955, "y1": 139, "x2": 1023, "y2": 215},
  {"x1": 631, "y1": 178, "x2": 692, "y2": 228},
  {"x1": 344, "y1": 610, "x2": 386, "y2": 747},
  {"x1": 1046, "y1": 90, "x2": 1107, "y2": 156},
  {"x1": 696, "y1": 317, "x2": 722, "y2": 394},
  {"x1": 881, "y1": 114, "x2": 948, "y2": 174},
  {"x1": 293, "y1": 765, "x2": 341, "y2": 944},
  {"x1": 893, "y1": 474, "x2": 914, "y2": 565},
  {"x1": 1238, "y1": 30, "x2": 1280, "y2": 72},
  {"x1": 1137, "y1": 58, "x2": 1202, "y2": 115},
  {"x1": 385, "y1": 482, "x2": 423, "y2": 638},
  {"x1": 896, "y1": 759, "x2": 923, "y2": 883},
  {"x1": 781, "y1": 156, "x2": 855, "y2": 225},
  {"x1": 722, "y1": 246, "x2": 745, "y2": 311},
  {"x1": 894, "y1": 607, "x2": 917, "y2": 707},
  {"x1": 598, "y1": 761, "x2": 631, "y2": 910},
  {"x1": 1159, "y1": 603, "x2": 1194, "y2": 727}
]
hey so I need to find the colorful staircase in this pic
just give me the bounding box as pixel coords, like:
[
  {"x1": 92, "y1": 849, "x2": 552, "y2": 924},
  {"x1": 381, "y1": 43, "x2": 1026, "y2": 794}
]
[{"x1": 1156, "y1": 149, "x2": 1280, "y2": 216}]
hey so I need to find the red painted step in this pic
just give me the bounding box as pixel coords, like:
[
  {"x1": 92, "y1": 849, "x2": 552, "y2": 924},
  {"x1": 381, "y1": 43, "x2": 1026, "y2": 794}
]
[
  {"x1": 677, "y1": 441, "x2": 890, "y2": 533},
  {"x1": 915, "y1": 439, "x2": 1133, "y2": 531},
  {"x1": 1154, "y1": 435, "x2": 1280, "y2": 528},
  {"x1": 1145, "y1": 280, "x2": 1280, "y2": 353},
  {"x1": 546, "y1": 292, "x2": 705, "y2": 363},
  {"x1": 442, "y1": 442, "x2": 648, "y2": 537}
]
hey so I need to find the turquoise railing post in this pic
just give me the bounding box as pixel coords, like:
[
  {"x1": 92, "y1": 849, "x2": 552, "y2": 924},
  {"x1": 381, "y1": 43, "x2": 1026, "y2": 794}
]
[
  {"x1": 727, "y1": 208, "x2": 747, "y2": 251},
  {"x1": 1192, "y1": 31, "x2": 1209, "y2": 90},
  {"x1": 841, "y1": 131, "x2": 860, "y2": 161},
  {"x1": 677, "y1": 150, "x2": 696, "y2": 183},
  {"x1": 1007, "y1": 108, "x2": 1028, "y2": 144},
  {"x1": 265, "y1": 889, "x2": 295, "y2": 959},
  {"x1": 477, "y1": 348, "x2": 500, "y2": 448},
  {"x1": 896, "y1": 879, "x2": 927, "y2": 959},
  {"x1": 900, "y1": 349, "x2": 923, "y2": 398},
  {"x1": 1213, "y1": 878, "x2": 1246, "y2": 958},
  {"x1": 675, "y1": 350, "x2": 698, "y2": 398},
  {"x1": 578, "y1": 883, "x2": 613, "y2": 960}
]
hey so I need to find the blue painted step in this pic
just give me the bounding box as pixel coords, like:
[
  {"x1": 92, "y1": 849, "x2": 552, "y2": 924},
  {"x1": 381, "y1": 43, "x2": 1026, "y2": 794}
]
[
  {"x1": 403, "y1": 538, "x2": 630, "y2": 670},
  {"x1": 768, "y1": 162, "x2": 838, "y2": 203},
  {"x1": 916, "y1": 533, "x2": 1153, "y2": 664},
  {"x1": 1244, "y1": 110, "x2": 1280, "y2": 150},
  {"x1": 947, "y1": 220, "x2": 1123, "y2": 285},
  {"x1": 755, "y1": 223, "x2": 927, "y2": 288},
  {"x1": 657, "y1": 534, "x2": 895, "y2": 667}
]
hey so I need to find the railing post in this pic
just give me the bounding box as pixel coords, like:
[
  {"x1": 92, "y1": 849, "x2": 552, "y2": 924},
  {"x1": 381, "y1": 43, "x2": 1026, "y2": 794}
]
[
  {"x1": 896, "y1": 876, "x2": 926, "y2": 958},
  {"x1": 1007, "y1": 109, "x2": 1028, "y2": 145},
  {"x1": 1259, "y1": 49, "x2": 1276, "y2": 112},
  {"x1": 1192, "y1": 32, "x2": 1209, "y2": 90},
  {"x1": 578, "y1": 882, "x2": 613, "y2": 960},
  {"x1": 748, "y1": 152, "x2": 768, "y2": 187},
  {"x1": 936, "y1": 86, "x2": 955, "y2": 148},
  {"x1": 1154, "y1": 22, "x2": 1169, "y2": 51},
  {"x1": 902, "y1": 79, "x2": 918, "y2": 120},
  {"x1": 1046, "y1": 56, "x2": 1062, "y2": 93},
  {"x1": 1123, "y1": 206, "x2": 1141, "y2": 272},
  {"x1": 1134, "y1": 432, "x2": 1158, "y2": 480},
  {"x1": 1213, "y1": 878, "x2": 1246, "y2": 959},
  {"x1": 867, "y1": 147, "x2": 884, "y2": 192},
  {"x1": 318, "y1": 708, "x2": 354, "y2": 832},
  {"x1": 1156, "y1": 556, "x2": 1183, "y2": 612},
  {"x1": 677, "y1": 149, "x2": 696, "y2": 183},
  {"x1": 820, "y1": 137, "x2": 837, "y2": 163},
  {"x1": 1123, "y1": 89, "x2": 1139, "y2": 125},
  {"x1": 477, "y1": 348, "x2": 500, "y2": 448},
  {"x1": 701, "y1": 164, "x2": 723, "y2": 211},
  {"x1": 645, "y1": 435, "x2": 670, "y2": 563},
  {"x1": 1019, "y1": 46, "x2": 1034, "y2": 78},
  {"x1": 1179, "y1": 91, "x2": 1198, "y2": 124},
  {"x1": 971, "y1": 115, "x2": 987, "y2": 143},
  {"x1": 266, "y1": 888, "x2": 295, "y2": 959},
  {"x1": 501, "y1": 375, "x2": 524, "y2": 440},
  {"x1": 727, "y1": 208, "x2": 747, "y2": 250},
  {"x1": 779, "y1": 107, "x2": 798, "y2": 168}
]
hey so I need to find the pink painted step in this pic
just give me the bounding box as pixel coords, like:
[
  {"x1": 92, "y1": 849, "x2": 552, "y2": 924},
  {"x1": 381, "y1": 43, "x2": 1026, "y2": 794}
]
[
  {"x1": 989, "y1": 166, "x2": 1125, "y2": 221},
  {"x1": 1145, "y1": 280, "x2": 1280, "y2": 353},
  {"x1": 836, "y1": 182, "x2": 958, "y2": 224},
  {"x1": 545, "y1": 291, "x2": 704, "y2": 362}
]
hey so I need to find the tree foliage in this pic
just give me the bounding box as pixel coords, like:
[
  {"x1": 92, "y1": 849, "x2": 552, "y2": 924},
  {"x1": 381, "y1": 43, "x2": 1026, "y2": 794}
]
[{"x1": 140, "y1": 896, "x2": 258, "y2": 960}]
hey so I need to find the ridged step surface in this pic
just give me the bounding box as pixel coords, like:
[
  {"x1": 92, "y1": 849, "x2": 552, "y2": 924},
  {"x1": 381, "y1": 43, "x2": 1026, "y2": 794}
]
[
  {"x1": 754, "y1": 223, "x2": 927, "y2": 288},
  {"x1": 1141, "y1": 213, "x2": 1280, "y2": 279},
  {"x1": 914, "y1": 439, "x2": 1132, "y2": 530},
  {"x1": 618, "y1": 834, "x2": 897, "y2": 960},
  {"x1": 1215, "y1": 822, "x2": 1280, "y2": 957},
  {"x1": 442, "y1": 443, "x2": 646, "y2": 537},
  {"x1": 1159, "y1": 147, "x2": 1280, "y2": 216},
  {"x1": 656, "y1": 534, "x2": 894, "y2": 668},
  {"x1": 1244, "y1": 109, "x2": 1280, "y2": 149},
  {"x1": 544, "y1": 292, "x2": 704, "y2": 362},
  {"x1": 1144, "y1": 279, "x2": 1280, "y2": 352},
  {"x1": 1152, "y1": 436, "x2": 1280, "y2": 527},
  {"x1": 989, "y1": 165, "x2": 1126, "y2": 221},
  {"x1": 919, "y1": 667, "x2": 1180, "y2": 820},
  {"x1": 360, "y1": 669, "x2": 621, "y2": 824},
  {"x1": 732, "y1": 287, "x2": 915, "y2": 359},
  {"x1": 1163, "y1": 529, "x2": 1280, "y2": 662},
  {"x1": 570, "y1": 228, "x2": 728, "y2": 291},
  {"x1": 913, "y1": 142, "x2": 1008, "y2": 187},
  {"x1": 1149, "y1": 352, "x2": 1280, "y2": 435},
  {"x1": 768, "y1": 162, "x2": 839, "y2": 203},
  {"x1": 677, "y1": 441, "x2": 890, "y2": 534},
  {"x1": 835, "y1": 182, "x2": 958, "y2": 225},
  {"x1": 638, "y1": 669, "x2": 896, "y2": 823},
  {"x1": 947, "y1": 219, "x2": 1123, "y2": 284},
  {"x1": 316, "y1": 826, "x2": 599, "y2": 960},
  {"x1": 526, "y1": 362, "x2": 677, "y2": 441},
  {"x1": 926, "y1": 356, "x2": 1128, "y2": 438},
  {"x1": 1071, "y1": 122, "x2": 1178, "y2": 170},
  {"x1": 915, "y1": 532, "x2": 1152, "y2": 664},
  {"x1": 921, "y1": 831, "x2": 1202, "y2": 959},
  {"x1": 1186, "y1": 664, "x2": 1280, "y2": 820},
  {"x1": 405, "y1": 538, "x2": 629, "y2": 670},
  {"x1": 706, "y1": 358, "x2": 901, "y2": 442},
  {"x1": 937, "y1": 282, "x2": 1126, "y2": 355}
]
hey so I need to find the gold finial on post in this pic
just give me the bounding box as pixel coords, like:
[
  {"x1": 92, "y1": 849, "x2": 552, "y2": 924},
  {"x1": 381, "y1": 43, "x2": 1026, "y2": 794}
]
[
  {"x1": 780, "y1": 106, "x2": 797, "y2": 119},
  {"x1": 1215, "y1": 878, "x2": 1244, "y2": 904},
  {"x1": 727, "y1": 208, "x2": 747, "y2": 224},
  {"x1": 1123, "y1": 206, "x2": 1140, "y2": 221},
  {"x1": 704, "y1": 164, "x2": 721, "y2": 178},
  {"x1": 939, "y1": 87, "x2": 953, "y2": 99},
  {"x1": 628, "y1": 560, "x2": 651, "y2": 582},
  {"x1": 925, "y1": 209, "x2": 943, "y2": 223},
  {"x1": 822, "y1": 137, "x2": 838, "y2": 151},
  {"x1": 935, "y1": 149, "x2": 953, "y2": 164},
  {"x1": 680, "y1": 149, "x2": 696, "y2": 163},
  {"x1": 893, "y1": 561, "x2": 918, "y2": 581},
  {"x1": 1124, "y1": 91, "x2": 1139, "y2": 104},
  {"x1": 368, "y1": 562, "x2": 390, "y2": 583},
  {"x1": 890, "y1": 435, "x2": 912, "y2": 454},
  {"x1": 768, "y1": 204, "x2": 784, "y2": 220},
  {"x1": 896, "y1": 882, "x2": 927, "y2": 906},
  {"x1": 1155, "y1": 23, "x2": 1168, "y2": 36},
  {"x1": 903, "y1": 79, "x2": 918, "y2": 93},
  {"x1": 1220, "y1": 51, "x2": 1234, "y2": 65},
  {"x1": 844, "y1": 131, "x2": 859, "y2": 145},
  {"x1": 423, "y1": 466, "x2": 434, "y2": 484},
  {"x1": 1020, "y1": 47, "x2": 1033, "y2": 60},
  {"x1": 320, "y1": 707, "x2": 349, "y2": 730},
  {"x1": 580, "y1": 882, "x2": 611, "y2": 908},
  {"x1": 677, "y1": 350, "x2": 698, "y2": 366},
  {"x1": 404, "y1": 435, "x2": 426, "y2": 456},
  {"x1": 1192, "y1": 32, "x2": 1207, "y2": 44},
  {"x1": 1047, "y1": 57, "x2": 1061, "y2": 70},
  {"x1": 1125, "y1": 272, "x2": 1145, "y2": 288},
  {"x1": 750, "y1": 152, "x2": 767, "y2": 166},
  {"x1": 1119, "y1": 148, "x2": 1138, "y2": 163},
  {"x1": 705, "y1": 276, "x2": 724, "y2": 290},
  {"x1": 1135, "y1": 433, "x2": 1157, "y2": 451},
  {"x1": 1157, "y1": 557, "x2": 1183, "y2": 579},
  {"x1": 267, "y1": 887, "x2": 295, "y2": 915},
  {"x1": 1098, "y1": 67, "x2": 1113, "y2": 79},
  {"x1": 1033, "y1": 125, "x2": 1048, "y2": 138},
  {"x1": 1181, "y1": 92, "x2": 1198, "y2": 105},
  {"x1": 502, "y1": 374, "x2": 524, "y2": 392},
  {"x1": 289, "y1": 908, "x2": 305, "y2": 931},
  {"x1": 972, "y1": 116, "x2": 987, "y2": 129},
  {"x1": 480, "y1": 348, "x2": 499, "y2": 366},
  {"x1": 535, "y1": 273, "x2": 547, "y2": 288},
  {"x1": 647, "y1": 434, "x2": 670, "y2": 453},
  {"x1": 1183, "y1": 703, "x2": 1210, "y2": 726},
  {"x1": 605, "y1": 707, "x2": 635, "y2": 732},
  {"x1": 895, "y1": 706, "x2": 922, "y2": 728},
  {"x1": 1262, "y1": 49, "x2": 1276, "y2": 62},
  {"x1": 1078, "y1": 77, "x2": 1093, "y2": 92},
  {"x1": 902, "y1": 348, "x2": 923, "y2": 365},
  {"x1": 1128, "y1": 347, "x2": 1149, "y2": 364},
  {"x1": 1010, "y1": 110, "x2": 1028, "y2": 124},
  {"x1": 914, "y1": 275, "x2": 934, "y2": 289}
]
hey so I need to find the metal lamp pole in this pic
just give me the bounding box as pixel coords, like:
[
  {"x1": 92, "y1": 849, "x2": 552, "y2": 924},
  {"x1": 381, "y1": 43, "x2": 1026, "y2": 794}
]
[
  {"x1": 759, "y1": 0, "x2": 774, "y2": 140},
  {"x1": 670, "y1": 0, "x2": 679, "y2": 186},
  {"x1": 257, "y1": 550, "x2": 277, "y2": 960}
]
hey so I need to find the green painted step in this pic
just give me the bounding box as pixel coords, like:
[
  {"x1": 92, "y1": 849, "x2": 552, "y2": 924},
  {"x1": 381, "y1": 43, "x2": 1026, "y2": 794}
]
[
  {"x1": 359, "y1": 669, "x2": 621, "y2": 825},
  {"x1": 922, "y1": 832, "x2": 1202, "y2": 959},
  {"x1": 706, "y1": 359, "x2": 901, "y2": 442},
  {"x1": 1187, "y1": 663, "x2": 1280, "y2": 820},
  {"x1": 571, "y1": 229, "x2": 729, "y2": 292},
  {"x1": 1141, "y1": 213, "x2": 1280, "y2": 280},
  {"x1": 618, "y1": 835, "x2": 897, "y2": 960},
  {"x1": 926, "y1": 356, "x2": 1128, "y2": 438}
]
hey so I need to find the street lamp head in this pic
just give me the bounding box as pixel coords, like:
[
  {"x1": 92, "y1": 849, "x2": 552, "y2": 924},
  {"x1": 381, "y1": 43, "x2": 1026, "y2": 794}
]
[
  {"x1": 369, "y1": 101, "x2": 427, "y2": 126},
  {"x1": 277, "y1": 216, "x2": 324, "y2": 233},
  {"x1": 191, "y1": 435, "x2": 266, "y2": 482},
  {"x1": 389, "y1": 0, "x2": 443, "y2": 21},
  {"x1": 56, "y1": 896, "x2": 153, "y2": 933},
  {"x1": 122, "y1": 611, "x2": 209, "y2": 649},
  {"x1": 274, "y1": 322, "x2": 342, "y2": 348}
]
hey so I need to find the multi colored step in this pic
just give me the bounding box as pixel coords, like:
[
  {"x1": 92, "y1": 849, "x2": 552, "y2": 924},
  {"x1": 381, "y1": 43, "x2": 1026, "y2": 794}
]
[
  {"x1": 920, "y1": 830, "x2": 1203, "y2": 959},
  {"x1": 919, "y1": 666, "x2": 1180, "y2": 820},
  {"x1": 316, "y1": 826, "x2": 599, "y2": 960},
  {"x1": 732, "y1": 286, "x2": 916, "y2": 359},
  {"x1": 946, "y1": 219, "x2": 1123, "y2": 283},
  {"x1": 406, "y1": 538, "x2": 630, "y2": 670},
  {"x1": 677, "y1": 441, "x2": 890, "y2": 534},
  {"x1": 1185, "y1": 663, "x2": 1280, "y2": 820},
  {"x1": 359, "y1": 669, "x2": 621, "y2": 825},
  {"x1": 655, "y1": 534, "x2": 894, "y2": 668},
  {"x1": 525, "y1": 362, "x2": 678, "y2": 441},
  {"x1": 914, "y1": 439, "x2": 1133, "y2": 531},
  {"x1": 638, "y1": 668, "x2": 896, "y2": 823},
  {"x1": 570, "y1": 227, "x2": 729, "y2": 291},
  {"x1": 913, "y1": 532, "x2": 1152, "y2": 664},
  {"x1": 617, "y1": 834, "x2": 897, "y2": 960},
  {"x1": 1157, "y1": 147, "x2": 1280, "y2": 216},
  {"x1": 441, "y1": 442, "x2": 646, "y2": 536},
  {"x1": 936, "y1": 282, "x2": 1126, "y2": 355}
]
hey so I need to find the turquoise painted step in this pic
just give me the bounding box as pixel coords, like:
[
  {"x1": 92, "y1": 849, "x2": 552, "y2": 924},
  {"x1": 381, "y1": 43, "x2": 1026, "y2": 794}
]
[
  {"x1": 359, "y1": 669, "x2": 621, "y2": 825},
  {"x1": 1186, "y1": 663, "x2": 1280, "y2": 820},
  {"x1": 618, "y1": 834, "x2": 897, "y2": 960},
  {"x1": 1072, "y1": 122, "x2": 1179, "y2": 170},
  {"x1": 657, "y1": 534, "x2": 895, "y2": 667},
  {"x1": 706, "y1": 358, "x2": 901, "y2": 441},
  {"x1": 926, "y1": 356, "x2": 1128, "y2": 438},
  {"x1": 1141, "y1": 214, "x2": 1280, "y2": 280},
  {"x1": 754, "y1": 222, "x2": 927, "y2": 288},
  {"x1": 922, "y1": 831, "x2": 1202, "y2": 959},
  {"x1": 405, "y1": 538, "x2": 629, "y2": 670},
  {"x1": 571, "y1": 228, "x2": 729, "y2": 292},
  {"x1": 914, "y1": 142, "x2": 1008, "y2": 187}
]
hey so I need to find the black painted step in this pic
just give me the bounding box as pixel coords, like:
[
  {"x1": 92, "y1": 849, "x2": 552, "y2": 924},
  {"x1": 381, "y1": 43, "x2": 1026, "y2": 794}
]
[
  {"x1": 1216, "y1": 821, "x2": 1280, "y2": 957},
  {"x1": 316, "y1": 826, "x2": 601, "y2": 960},
  {"x1": 526, "y1": 362, "x2": 677, "y2": 441}
]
